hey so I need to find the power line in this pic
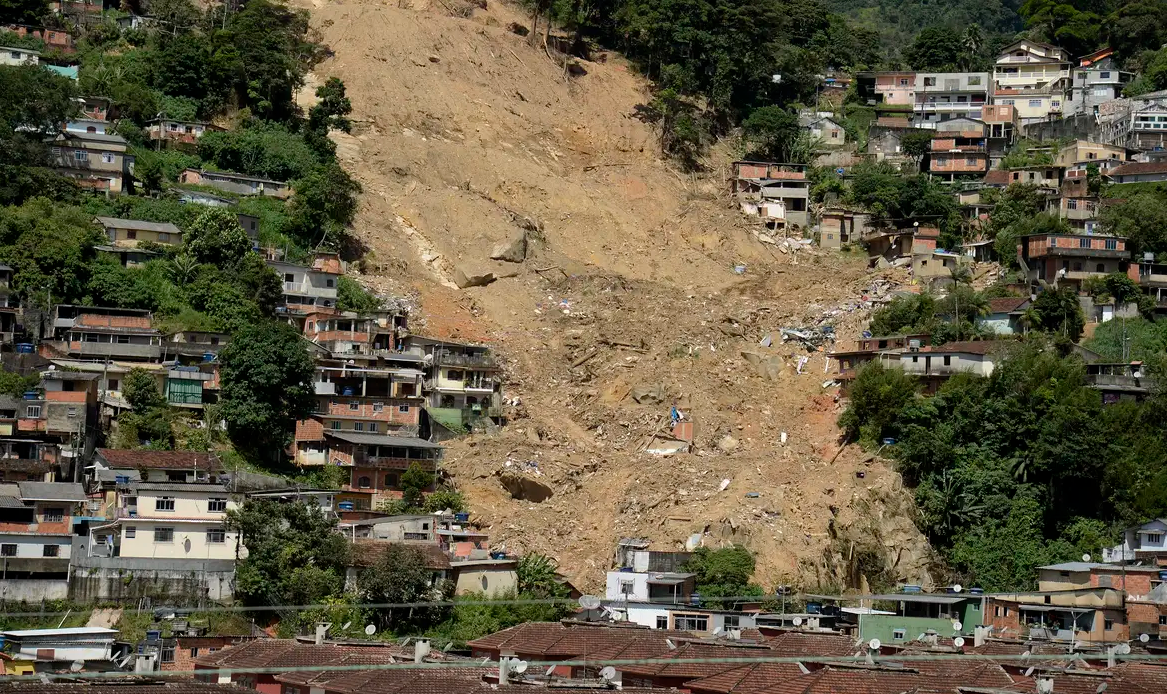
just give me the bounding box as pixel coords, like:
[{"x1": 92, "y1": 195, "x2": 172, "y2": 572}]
[{"x1": 6, "y1": 652, "x2": 1167, "y2": 683}]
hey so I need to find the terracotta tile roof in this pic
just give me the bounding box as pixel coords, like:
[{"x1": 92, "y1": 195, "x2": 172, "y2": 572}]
[
  {"x1": 685, "y1": 662, "x2": 809, "y2": 694},
  {"x1": 347, "y1": 541, "x2": 452, "y2": 570},
  {"x1": 617, "y1": 642, "x2": 773, "y2": 678},
  {"x1": 0, "y1": 684, "x2": 253, "y2": 694},
  {"x1": 467, "y1": 621, "x2": 693, "y2": 658},
  {"x1": 764, "y1": 631, "x2": 858, "y2": 657},
  {"x1": 0, "y1": 458, "x2": 53, "y2": 474},
  {"x1": 75, "y1": 313, "x2": 153, "y2": 330},
  {"x1": 1110, "y1": 161, "x2": 1167, "y2": 177},
  {"x1": 987, "y1": 297, "x2": 1029, "y2": 314},
  {"x1": 96, "y1": 448, "x2": 222, "y2": 471}
]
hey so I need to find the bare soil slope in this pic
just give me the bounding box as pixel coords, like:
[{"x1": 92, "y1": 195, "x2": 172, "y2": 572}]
[{"x1": 297, "y1": 0, "x2": 938, "y2": 591}]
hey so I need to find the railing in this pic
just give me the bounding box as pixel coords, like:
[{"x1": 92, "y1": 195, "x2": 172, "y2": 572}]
[{"x1": 435, "y1": 353, "x2": 498, "y2": 369}]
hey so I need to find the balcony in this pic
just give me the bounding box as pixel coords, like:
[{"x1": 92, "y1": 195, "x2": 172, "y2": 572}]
[
  {"x1": 1063, "y1": 205, "x2": 1098, "y2": 221},
  {"x1": 315, "y1": 381, "x2": 337, "y2": 396},
  {"x1": 434, "y1": 353, "x2": 498, "y2": 369},
  {"x1": 68, "y1": 341, "x2": 160, "y2": 360}
]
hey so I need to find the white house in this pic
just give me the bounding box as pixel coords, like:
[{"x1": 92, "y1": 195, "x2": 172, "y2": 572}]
[
  {"x1": 605, "y1": 570, "x2": 696, "y2": 603},
  {"x1": 91, "y1": 482, "x2": 239, "y2": 560},
  {"x1": 1102, "y1": 519, "x2": 1167, "y2": 563},
  {"x1": 604, "y1": 601, "x2": 757, "y2": 635},
  {"x1": 0, "y1": 627, "x2": 116, "y2": 662},
  {"x1": 0, "y1": 46, "x2": 40, "y2": 66}
]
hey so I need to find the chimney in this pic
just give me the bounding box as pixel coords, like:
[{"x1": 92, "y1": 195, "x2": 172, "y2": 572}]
[
  {"x1": 314, "y1": 623, "x2": 329, "y2": 645},
  {"x1": 498, "y1": 657, "x2": 511, "y2": 683},
  {"x1": 414, "y1": 638, "x2": 431, "y2": 663}
]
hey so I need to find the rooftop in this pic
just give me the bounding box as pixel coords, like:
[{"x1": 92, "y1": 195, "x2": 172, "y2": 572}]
[
  {"x1": 93, "y1": 216, "x2": 183, "y2": 234},
  {"x1": 324, "y1": 432, "x2": 444, "y2": 448},
  {"x1": 96, "y1": 449, "x2": 223, "y2": 471},
  {"x1": 986, "y1": 297, "x2": 1029, "y2": 314},
  {"x1": 920, "y1": 341, "x2": 1009, "y2": 356},
  {"x1": 0, "y1": 626, "x2": 117, "y2": 637},
  {"x1": 15, "y1": 481, "x2": 86, "y2": 502},
  {"x1": 1109, "y1": 161, "x2": 1167, "y2": 177}
]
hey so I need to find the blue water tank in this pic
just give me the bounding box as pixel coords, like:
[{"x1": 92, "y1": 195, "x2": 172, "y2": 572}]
[
  {"x1": 806, "y1": 601, "x2": 822, "y2": 614},
  {"x1": 338, "y1": 501, "x2": 354, "y2": 511},
  {"x1": 202, "y1": 352, "x2": 215, "y2": 362},
  {"x1": 15, "y1": 343, "x2": 32, "y2": 354},
  {"x1": 21, "y1": 391, "x2": 37, "y2": 400},
  {"x1": 902, "y1": 584, "x2": 922, "y2": 593},
  {"x1": 454, "y1": 512, "x2": 470, "y2": 522},
  {"x1": 342, "y1": 386, "x2": 355, "y2": 396}
]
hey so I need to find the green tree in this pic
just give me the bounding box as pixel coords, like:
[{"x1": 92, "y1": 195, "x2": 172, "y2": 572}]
[
  {"x1": 0, "y1": 0, "x2": 48, "y2": 24},
  {"x1": 903, "y1": 26, "x2": 962, "y2": 70},
  {"x1": 359, "y1": 544, "x2": 448, "y2": 632},
  {"x1": 1099, "y1": 192, "x2": 1167, "y2": 257},
  {"x1": 741, "y1": 106, "x2": 801, "y2": 161},
  {"x1": 683, "y1": 545, "x2": 764, "y2": 604},
  {"x1": 288, "y1": 163, "x2": 362, "y2": 249},
  {"x1": 0, "y1": 199, "x2": 103, "y2": 302},
  {"x1": 900, "y1": 130, "x2": 933, "y2": 171},
  {"x1": 1031, "y1": 286, "x2": 1086, "y2": 341},
  {"x1": 837, "y1": 361, "x2": 919, "y2": 443},
  {"x1": 227, "y1": 500, "x2": 350, "y2": 608},
  {"x1": 400, "y1": 462, "x2": 434, "y2": 510},
  {"x1": 305, "y1": 77, "x2": 352, "y2": 158},
  {"x1": 423, "y1": 488, "x2": 467, "y2": 513},
  {"x1": 124, "y1": 367, "x2": 166, "y2": 412},
  {"x1": 185, "y1": 207, "x2": 252, "y2": 267},
  {"x1": 134, "y1": 155, "x2": 165, "y2": 195},
  {"x1": 515, "y1": 554, "x2": 565, "y2": 598},
  {"x1": 119, "y1": 367, "x2": 172, "y2": 448},
  {"x1": 219, "y1": 320, "x2": 315, "y2": 458},
  {"x1": 336, "y1": 276, "x2": 381, "y2": 313}
]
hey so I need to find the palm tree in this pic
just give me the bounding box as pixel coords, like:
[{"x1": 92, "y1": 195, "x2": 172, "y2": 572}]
[
  {"x1": 167, "y1": 253, "x2": 199, "y2": 287},
  {"x1": 1019, "y1": 306, "x2": 1041, "y2": 335},
  {"x1": 516, "y1": 553, "x2": 563, "y2": 597},
  {"x1": 961, "y1": 26, "x2": 985, "y2": 69}
]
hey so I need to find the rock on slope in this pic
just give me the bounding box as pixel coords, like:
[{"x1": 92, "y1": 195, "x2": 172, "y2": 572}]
[{"x1": 295, "y1": 0, "x2": 939, "y2": 591}]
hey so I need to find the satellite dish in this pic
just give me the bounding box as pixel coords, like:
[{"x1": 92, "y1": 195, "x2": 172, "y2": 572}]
[
  {"x1": 1097, "y1": 683, "x2": 1108, "y2": 694},
  {"x1": 512, "y1": 659, "x2": 529, "y2": 674},
  {"x1": 713, "y1": 627, "x2": 724, "y2": 636},
  {"x1": 69, "y1": 661, "x2": 83, "y2": 672},
  {"x1": 1022, "y1": 650, "x2": 1032, "y2": 661},
  {"x1": 364, "y1": 624, "x2": 376, "y2": 636},
  {"x1": 1140, "y1": 633, "x2": 1151, "y2": 643},
  {"x1": 1082, "y1": 553, "x2": 1092, "y2": 562},
  {"x1": 238, "y1": 545, "x2": 249, "y2": 560},
  {"x1": 578, "y1": 595, "x2": 601, "y2": 610},
  {"x1": 953, "y1": 637, "x2": 966, "y2": 648},
  {"x1": 1117, "y1": 643, "x2": 1131, "y2": 655},
  {"x1": 952, "y1": 621, "x2": 963, "y2": 632},
  {"x1": 1024, "y1": 667, "x2": 1035, "y2": 677},
  {"x1": 342, "y1": 622, "x2": 352, "y2": 631},
  {"x1": 952, "y1": 584, "x2": 963, "y2": 593},
  {"x1": 792, "y1": 617, "x2": 803, "y2": 626},
  {"x1": 868, "y1": 638, "x2": 881, "y2": 651},
  {"x1": 600, "y1": 666, "x2": 617, "y2": 681}
]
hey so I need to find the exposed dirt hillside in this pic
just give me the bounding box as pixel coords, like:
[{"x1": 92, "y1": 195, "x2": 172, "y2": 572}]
[{"x1": 294, "y1": 0, "x2": 940, "y2": 592}]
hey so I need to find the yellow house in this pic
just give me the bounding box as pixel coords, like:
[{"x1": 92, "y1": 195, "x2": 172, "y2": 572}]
[
  {"x1": 0, "y1": 652, "x2": 34, "y2": 675},
  {"x1": 94, "y1": 216, "x2": 183, "y2": 248},
  {"x1": 89, "y1": 482, "x2": 239, "y2": 561}
]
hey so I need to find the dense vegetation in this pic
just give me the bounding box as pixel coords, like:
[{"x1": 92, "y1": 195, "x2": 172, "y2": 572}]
[{"x1": 840, "y1": 338, "x2": 1167, "y2": 591}]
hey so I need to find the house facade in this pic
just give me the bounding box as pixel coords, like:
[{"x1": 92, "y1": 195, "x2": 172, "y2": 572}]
[
  {"x1": 147, "y1": 120, "x2": 224, "y2": 145},
  {"x1": 49, "y1": 131, "x2": 133, "y2": 194},
  {"x1": 993, "y1": 41, "x2": 1071, "y2": 123},
  {"x1": 95, "y1": 216, "x2": 183, "y2": 249},
  {"x1": 1019, "y1": 232, "x2": 1131, "y2": 290},
  {"x1": 179, "y1": 168, "x2": 290, "y2": 198},
  {"x1": 92, "y1": 482, "x2": 239, "y2": 561}
]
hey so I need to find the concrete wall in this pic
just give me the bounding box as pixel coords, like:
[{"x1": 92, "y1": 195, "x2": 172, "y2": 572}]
[
  {"x1": 454, "y1": 565, "x2": 517, "y2": 596},
  {"x1": 0, "y1": 579, "x2": 69, "y2": 601},
  {"x1": 70, "y1": 553, "x2": 235, "y2": 603}
]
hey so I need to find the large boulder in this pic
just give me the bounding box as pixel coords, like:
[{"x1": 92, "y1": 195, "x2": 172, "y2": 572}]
[
  {"x1": 498, "y1": 472, "x2": 554, "y2": 502},
  {"x1": 454, "y1": 266, "x2": 497, "y2": 288},
  {"x1": 490, "y1": 233, "x2": 528, "y2": 263}
]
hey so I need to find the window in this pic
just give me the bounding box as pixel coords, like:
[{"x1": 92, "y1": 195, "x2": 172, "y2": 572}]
[
  {"x1": 1029, "y1": 99, "x2": 1042, "y2": 107},
  {"x1": 208, "y1": 498, "x2": 227, "y2": 513},
  {"x1": 206, "y1": 528, "x2": 226, "y2": 544},
  {"x1": 831, "y1": 130, "x2": 838, "y2": 138},
  {"x1": 968, "y1": 76, "x2": 982, "y2": 85},
  {"x1": 373, "y1": 402, "x2": 384, "y2": 412},
  {"x1": 943, "y1": 356, "x2": 952, "y2": 366},
  {"x1": 330, "y1": 421, "x2": 341, "y2": 430},
  {"x1": 1160, "y1": 616, "x2": 1167, "y2": 625},
  {"x1": 1106, "y1": 238, "x2": 1118, "y2": 251},
  {"x1": 157, "y1": 233, "x2": 169, "y2": 243},
  {"x1": 154, "y1": 527, "x2": 174, "y2": 543},
  {"x1": 1097, "y1": 263, "x2": 1106, "y2": 273},
  {"x1": 326, "y1": 279, "x2": 335, "y2": 288},
  {"x1": 155, "y1": 496, "x2": 175, "y2": 511},
  {"x1": 924, "y1": 77, "x2": 936, "y2": 86},
  {"x1": 353, "y1": 422, "x2": 364, "y2": 432},
  {"x1": 161, "y1": 644, "x2": 175, "y2": 663},
  {"x1": 893, "y1": 629, "x2": 907, "y2": 640},
  {"x1": 167, "y1": 472, "x2": 186, "y2": 482},
  {"x1": 724, "y1": 615, "x2": 740, "y2": 628},
  {"x1": 284, "y1": 273, "x2": 294, "y2": 282},
  {"x1": 10, "y1": 51, "x2": 20, "y2": 59},
  {"x1": 25, "y1": 405, "x2": 40, "y2": 418},
  {"x1": 966, "y1": 158, "x2": 978, "y2": 166},
  {"x1": 358, "y1": 476, "x2": 371, "y2": 488},
  {"x1": 674, "y1": 615, "x2": 710, "y2": 631},
  {"x1": 899, "y1": 78, "x2": 909, "y2": 86},
  {"x1": 620, "y1": 580, "x2": 634, "y2": 596},
  {"x1": 656, "y1": 616, "x2": 668, "y2": 629},
  {"x1": 399, "y1": 405, "x2": 410, "y2": 413},
  {"x1": 1149, "y1": 533, "x2": 1164, "y2": 544},
  {"x1": 101, "y1": 152, "x2": 114, "y2": 164},
  {"x1": 74, "y1": 149, "x2": 88, "y2": 162},
  {"x1": 42, "y1": 507, "x2": 63, "y2": 522},
  {"x1": 994, "y1": 605, "x2": 1002, "y2": 617},
  {"x1": 1101, "y1": 71, "x2": 1111, "y2": 79},
  {"x1": 1068, "y1": 198, "x2": 1078, "y2": 210},
  {"x1": 1080, "y1": 237, "x2": 1091, "y2": 248},
  {"x1": 368, "y1": 422, "x2": 378, "y2": 433},
  {"x1": 116, "y1": 335, "x2": 130, "y2": 344},
  {"x1": 349, "y1": 401, "x2": 359, "y2": 411},
  {"x1": 384, "y1": 473, "x2": 398, "y2": 487},
  {"x1": 1105, "y1": 618, "x2": 1115, "y2": 630},
  {"x1": 126, "y1": 230, "x2": 137, "y2": 240},
  {"x1": 109, "y1": 379, "x2": 119, "y2": 391},
  {"x1": 125, "y1": 526, "x2": 136, "y2": 539},
  {"x1": 43, "y1": 545, "x2": 59, "y2": 557},
  {"x1": 0, "y1": 544, "x2": 14, "y2": 556}
]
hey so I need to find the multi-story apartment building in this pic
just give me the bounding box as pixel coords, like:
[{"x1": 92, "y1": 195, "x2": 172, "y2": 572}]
[
  {"x1": 1018, "y1": 232, "x2": 1131, "y2": 291},
  {"x1": 928, "y1": 119, "x2": 989, "y2": 180},
  {"x1": 1067, "y1": 48, "x2": 1134, "y2": 117},
  {"x1": 49, "y1": 131, "x2": 134, "y2": 194},
  {"x1": 993, "y1": 40, "x2": 1071, "y2": 124},
  {"x1": 730, "y1": 161, "x2": 809, "y2": 228},
  {"x1": 0, "y1": 481, "x2": 85, "y2": 601},
  {"x1": 48, "y1": 305, "x2": 161, "y2": 363},
  {"x1": 913, "y1": 72, "x2": 990, "y2": 125},
  {"x1": 981, "y1": 105, "x2": 1018, "y2": 167},
  {"x1": 0, "y1": 264, "x2": 19, "y2": 344},
  {"x1": 402, "y1": 336, "x2": 504, "y2": 436},
  {"x1": 146, "y1": 120, "x2": 224, "y2": 146},
  {"x1": 93, "y1": 216, "x2": 184, "y2": 267},
  {"x1": 91, "y1": 481, "x2": 239, "y2": 560},
  {"x1": 268, "y1": 255, "x2": 342, "y2": 319}
]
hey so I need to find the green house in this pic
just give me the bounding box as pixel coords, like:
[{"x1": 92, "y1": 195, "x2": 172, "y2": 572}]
[{"x1": 857, "y1": 593, "x2": 983, "y2": 644}]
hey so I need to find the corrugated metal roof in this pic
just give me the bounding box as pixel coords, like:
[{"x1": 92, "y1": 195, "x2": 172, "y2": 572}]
[
  {"x1": 16, "y1": 481, "x2": 85, "y2": 502},
  {"x1": 94, "y1": 216, "x2": 183, "y2": 234},
  {"x1": 324, "y1": 432, "x2": 444, "y2": 448}
]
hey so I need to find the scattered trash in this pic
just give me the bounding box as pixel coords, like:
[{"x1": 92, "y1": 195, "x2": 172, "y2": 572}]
[
  {"x1": 733, "y1": 264, "x2": 747, "y2": 274},
  {"x1": 719, "y1": 478, "x2": 732, "y2": 492},
  {"x1": 796, "y1": 356, "x2": 809, "y2": 374},
  {"x1": 759, "y1": 334, "x2": 772, "y2": 347},
  {"x1": 822, "y1": 379, "x2": 839, "y2": 388},
  {"x1": 780, "y1": 431, "x2": 788, "y2": 445},
  {"x1": 685, "y1": 533, "x2": 704, "y2": 551},
  {"x1": 745, "y1": 492, "x2": 760, "y2": 498},
  {"x1": 856, "y1": 471, "x2": 866, "y2": 479}
]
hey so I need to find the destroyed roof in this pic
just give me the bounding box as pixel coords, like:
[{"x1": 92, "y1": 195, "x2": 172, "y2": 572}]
[
  {"x1": 96, "y1": 448, "x2": 223, "y2": 471},
  {"x1": 617, "y1": 642, "x2": 775, "y2": 678},
  {"x1": 986, "y1": 297, "x2": 1029, "y2": 314},
  {"x1": 0, "y1": 458, "x2": 54, "y2": 474},
  {"x1": 346, "y1": 541, "x2": 451, "y2": 570},
  {"x1": 983, "y1": 170, "x2": 1010, "y2": 186}
]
